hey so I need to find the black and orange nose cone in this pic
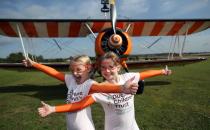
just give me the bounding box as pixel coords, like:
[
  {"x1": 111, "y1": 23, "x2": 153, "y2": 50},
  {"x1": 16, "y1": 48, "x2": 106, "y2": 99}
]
[{"x1": 108, "y1": 34, "x2": 122, "y2": 48}]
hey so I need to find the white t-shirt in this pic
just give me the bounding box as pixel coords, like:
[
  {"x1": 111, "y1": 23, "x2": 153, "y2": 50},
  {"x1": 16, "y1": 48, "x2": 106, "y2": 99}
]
[
  {"x1": 92, "y1": 73, "x2": 140, "y2": 130},
  {"x1": 65, "y1": 74, "x2": 95, "y2": 130}
]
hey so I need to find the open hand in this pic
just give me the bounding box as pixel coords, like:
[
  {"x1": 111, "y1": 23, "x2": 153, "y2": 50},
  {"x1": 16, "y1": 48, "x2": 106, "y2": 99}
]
[
  {"x1": 122, "y1": 77, "x2": 138, "y2": 95},
  {"x1": 22, "y1": 58, "x2": 34, "y2": 67},
  {"x1": 38, "y1": 101, "x2": 55, "y2": 117},
  {"x1": 162, "y1": 65, "x2": 172, "y2": 75}
]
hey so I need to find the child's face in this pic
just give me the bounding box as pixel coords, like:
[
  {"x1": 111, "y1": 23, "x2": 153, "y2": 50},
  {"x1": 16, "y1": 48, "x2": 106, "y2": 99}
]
[
  {"x1": 70, "y1": 62, "x2": 91, "y2": 84},
  {"x1": 100, "y1": 58, "x2": 120, "y2": 82}
]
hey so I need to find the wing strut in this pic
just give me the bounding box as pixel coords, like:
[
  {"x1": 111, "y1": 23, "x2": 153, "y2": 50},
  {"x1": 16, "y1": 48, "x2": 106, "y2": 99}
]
[
  {"x1": 85, "y1": 23, "x2": 96, "y2": 38},
  {"x1": 125, "y1": 23, "x2": 132, "y2": 32},
  {"x1": 16, "y1": 24, "x2": 28, "y2": 59},
  {"x1": 180, "y1": 25, "x2": 189, "y2": 57},
  {"x1": 168, "y1": 36, "x2": 174, "y2": 59},
  {"x1": 53, "y1": 39, "x2": 62, "y2": 50},
  {"x1": 168, "y1": 26, "x2": 189, "y2": 59},
  {"x1": 147, "y1": 37, "x2": 162, "y2": 48},
  {"x1": 168, "y1": 34, "x2": 179, "y2": 59}
]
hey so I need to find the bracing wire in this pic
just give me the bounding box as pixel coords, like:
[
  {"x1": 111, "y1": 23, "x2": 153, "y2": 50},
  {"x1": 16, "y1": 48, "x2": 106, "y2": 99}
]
[{"x1": 16, "y1": 24, "x2": 28, "y2": 59}]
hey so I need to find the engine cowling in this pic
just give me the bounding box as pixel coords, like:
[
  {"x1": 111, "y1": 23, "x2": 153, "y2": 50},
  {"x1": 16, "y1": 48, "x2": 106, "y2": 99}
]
[{"x1": 95, "y1": 28, "x2": 132, "y2": 60}]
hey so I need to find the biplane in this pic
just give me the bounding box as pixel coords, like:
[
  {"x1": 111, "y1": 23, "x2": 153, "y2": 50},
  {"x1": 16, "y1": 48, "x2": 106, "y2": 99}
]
[{"x1": 0, "y1": 0, "x2": 210, "y2": 70}]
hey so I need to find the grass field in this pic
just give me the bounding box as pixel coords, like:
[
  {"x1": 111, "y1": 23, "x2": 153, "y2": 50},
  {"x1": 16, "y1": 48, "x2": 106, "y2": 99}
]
[{"x1": 0, "y1": 59, "x2": 210, "y2": 130}]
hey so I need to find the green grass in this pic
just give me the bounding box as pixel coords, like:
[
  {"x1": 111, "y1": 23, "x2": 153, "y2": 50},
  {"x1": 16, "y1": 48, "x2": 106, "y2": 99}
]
[{"x1": 0, "y1": 60, "x2": 210, "y2": 130}]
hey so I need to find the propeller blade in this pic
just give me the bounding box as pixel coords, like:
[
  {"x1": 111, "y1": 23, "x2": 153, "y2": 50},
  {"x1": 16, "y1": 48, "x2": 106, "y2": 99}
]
[{"x1": 110, "y1": 0, "x2": 117, "y2": 34}]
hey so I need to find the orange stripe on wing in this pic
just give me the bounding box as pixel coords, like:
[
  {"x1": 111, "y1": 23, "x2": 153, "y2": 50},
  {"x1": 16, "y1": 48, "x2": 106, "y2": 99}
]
[
  {"x1": 0, "y1": 22, "x2": 17, "y2": 36},
  {"x1": 167, "y1": 22, "x2": 185, "y2": 35},
  {"x1": 188, "y1": 21, "x2": 204, "y2": 34},
  {"x1": 133, "y1": 22, "x2": 144, "y2": 36},
  {"x1": 47, "y1": 22, "x2": 58, "y2": 37},
  {"x1": 116, "y1": 22, "x2": 124, "y2": 29},
  {"x1": 91, "y1": 22, "x2": 105, "y2": 32},
  {"x1": 69, "y1": 22, "x2": 81, "y2": 37},
  {"x1": 150, "y1": 22, "x2": 165, "y2": 36},
  {"x1": 22, "y1": 22, "x2": 38, "y2": 37}
]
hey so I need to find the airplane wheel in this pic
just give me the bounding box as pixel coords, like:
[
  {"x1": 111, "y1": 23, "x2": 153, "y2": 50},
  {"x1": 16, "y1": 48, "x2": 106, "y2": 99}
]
[{"x1": 137, "y1": 80, "x2": 144, "y2": 94}]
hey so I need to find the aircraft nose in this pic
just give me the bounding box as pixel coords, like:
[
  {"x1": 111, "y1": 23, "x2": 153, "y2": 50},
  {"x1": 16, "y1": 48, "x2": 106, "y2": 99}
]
[{"x1": 108, "y1": 34, "x2": 122, "y2": 49}]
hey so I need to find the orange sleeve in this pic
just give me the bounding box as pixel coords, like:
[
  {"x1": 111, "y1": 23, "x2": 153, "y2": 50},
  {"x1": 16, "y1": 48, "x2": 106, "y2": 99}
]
[
  {"x1": 55, "y1": 95, "x2": 95, "y2": 113},
  {"x1": 32, "y1": 62, "x2": 65, "y2": 82},
  {"x1": 89, "y1": 82, "x2": 121, "y2": 94},
  {"x1": 140, "y1": 70, "x2": 164, "y2": 80}
]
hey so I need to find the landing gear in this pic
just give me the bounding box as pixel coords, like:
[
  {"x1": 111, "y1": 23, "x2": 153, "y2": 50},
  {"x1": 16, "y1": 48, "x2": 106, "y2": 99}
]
[{"x1": 137, "y1": 80, "x2": 144, "y2": 94}]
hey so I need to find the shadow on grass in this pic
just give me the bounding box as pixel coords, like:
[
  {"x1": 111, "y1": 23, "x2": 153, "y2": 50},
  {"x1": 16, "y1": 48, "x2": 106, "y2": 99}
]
[
  {"x1": 0, "y1": 81, "x2": 171, "y2": 100},
  {"x1": 0, "y1": 84, "x2": 67, "y2": 100},
  {"x1": 145, "y1": 80, "x2": 171, "y2": 87}
]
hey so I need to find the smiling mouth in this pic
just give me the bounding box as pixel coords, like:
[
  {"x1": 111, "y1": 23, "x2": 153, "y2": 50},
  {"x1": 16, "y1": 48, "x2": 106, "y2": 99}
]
[
  {"x1": 74, "y1": 75, "x2": 82, "y2": 83},
  {"x1": 104, "y1": 74, "x2": 113, "y2": 79}
]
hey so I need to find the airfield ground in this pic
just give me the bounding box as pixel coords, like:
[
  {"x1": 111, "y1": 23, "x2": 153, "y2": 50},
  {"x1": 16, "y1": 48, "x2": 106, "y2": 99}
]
[{"x1": 0, "y1": 57, "x2": 209, "y2": 130}]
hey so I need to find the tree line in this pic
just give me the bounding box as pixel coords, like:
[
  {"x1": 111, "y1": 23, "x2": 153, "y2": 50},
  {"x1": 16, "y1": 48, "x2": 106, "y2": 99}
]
[
  {"x1": 0, "y1": 52, "x2": 65, "y2": 63},
  {"x1": 0, "y1": 52, "x2": 171, "y2": 63}
]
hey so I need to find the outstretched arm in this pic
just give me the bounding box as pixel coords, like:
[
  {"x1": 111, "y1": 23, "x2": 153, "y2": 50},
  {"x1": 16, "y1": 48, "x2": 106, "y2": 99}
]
[
  {"x1": 56, "y1": 95, "x2": 95, "y2": 113},
  {"x1": 140, "y1": 67, "x2": 172, "y2": 80},
  {"x1": 38, "y1": 95, "x2": 95, "y2": 117},
  {"x1": 22, "y1": 59, "x2": 65, "y2": 82},
  {"x1": 89, "y1": 77, "x2": 138, "y2": 94}
]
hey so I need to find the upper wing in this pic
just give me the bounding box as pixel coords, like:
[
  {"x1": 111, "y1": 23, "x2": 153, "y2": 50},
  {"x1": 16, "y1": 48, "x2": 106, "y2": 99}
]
[{"x1": 0, "y1": 19, "x2": 210, "y2": 37}]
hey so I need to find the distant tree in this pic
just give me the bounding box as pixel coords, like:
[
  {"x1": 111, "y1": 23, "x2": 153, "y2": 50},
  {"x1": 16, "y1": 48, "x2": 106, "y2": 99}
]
[
  {"x1": 6, "y1": 52, "x2": 24, "y2": 63},
  {"x1": 5, "y1": 52, "x2": 44, "y2": 63},
  {"x1": 29, "y1": 54, "x2": 44, "y2": 61},
  {"x1": 0, "y1": 58, "x2": 7, "y2": 63}
]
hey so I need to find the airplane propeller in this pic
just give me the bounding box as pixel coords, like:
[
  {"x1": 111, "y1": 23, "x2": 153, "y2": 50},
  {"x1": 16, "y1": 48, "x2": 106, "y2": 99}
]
[
  {"x1": 110, "y1": 0, "x2": 117, "y2": 35},
  {"x1": 97, "y1": 0, "x2": 132, "y2": 71},
  {"x1": 108, "y1": 0, "x2": 124, "y2": 55},
  {"x1": 109, "y1": 0, "x2": 130, "y2": 71},
  {"x1": 108, "y1": 1, "x2": 145, "y2": 93}
]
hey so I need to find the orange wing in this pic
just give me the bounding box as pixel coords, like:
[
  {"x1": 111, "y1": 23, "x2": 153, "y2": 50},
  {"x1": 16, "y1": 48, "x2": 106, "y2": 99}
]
[{"x1": 0, "y1": 19, "x2": 210, "y2": 37}]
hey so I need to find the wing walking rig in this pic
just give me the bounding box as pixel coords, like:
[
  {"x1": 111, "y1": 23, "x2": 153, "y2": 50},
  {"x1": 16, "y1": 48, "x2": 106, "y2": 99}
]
[{"x1": 0, "y1": 0, "x2": 210, "y2": 70}]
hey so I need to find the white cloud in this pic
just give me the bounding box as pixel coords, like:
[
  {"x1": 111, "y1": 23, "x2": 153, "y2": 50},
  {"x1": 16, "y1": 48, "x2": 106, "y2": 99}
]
[
  {"x1": 165, "y1": 0, "x2": 209, "y2": 17},
  {"x1": 24, "y1": 5, "x2": 49, "y2": 18},
  {"x1": 0, "y1": 37, "x2": 18, "y2": 46},
  {"x1": 0, "y1": 9, "x2": 24, "y2": 18},
  {"x1": 0, "y1": 0, "x2": 103, "y2": 19},
  {"x1": 118, "y1": 0, "x2": 149, "y2": 18},
  {"x1": 159, "y1": 0, "x2": 177, "y2": 12},
  {"x1": 0, "y1": 0, "x2": 210, "y2": 58},
  {"x1": 182, "y1": 1, "x2": 208, "y2": 14},
  {"x1": 70, "y1": 1, "x2": 102, "y2": 18}
]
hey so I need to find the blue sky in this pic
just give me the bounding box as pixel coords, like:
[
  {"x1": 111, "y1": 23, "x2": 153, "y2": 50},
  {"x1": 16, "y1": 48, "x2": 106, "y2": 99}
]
[{"x1": 0, "y1": 0, "x2": 210, "y2": 58}]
